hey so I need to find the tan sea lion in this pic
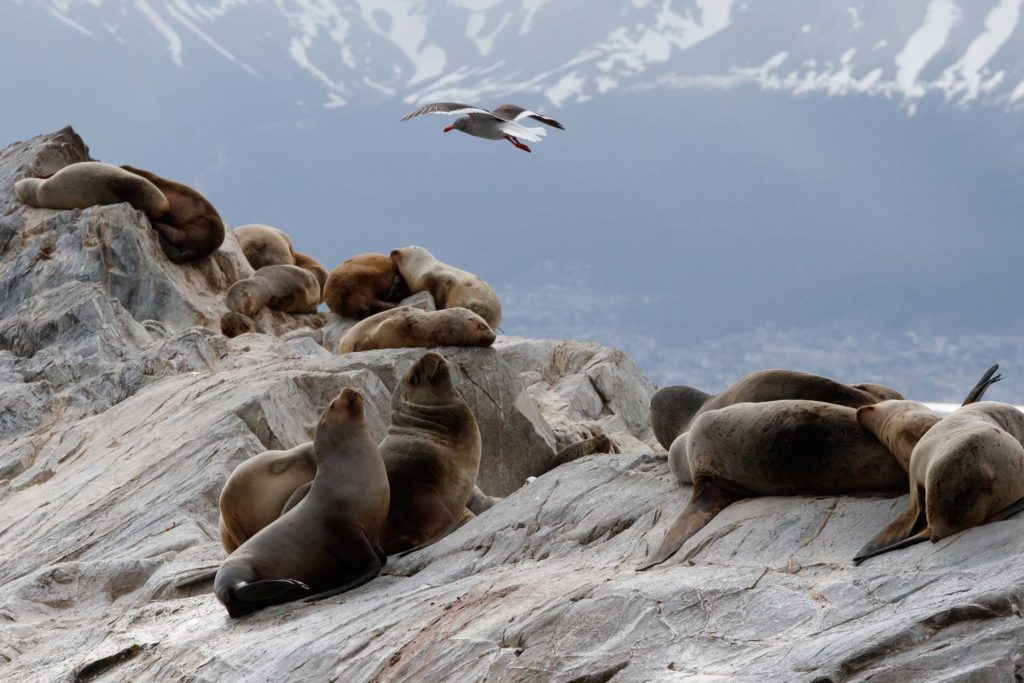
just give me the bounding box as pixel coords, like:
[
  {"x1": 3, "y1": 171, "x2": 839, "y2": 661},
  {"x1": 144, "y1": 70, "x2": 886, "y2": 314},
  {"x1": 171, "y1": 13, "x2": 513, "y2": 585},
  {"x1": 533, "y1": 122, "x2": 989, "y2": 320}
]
[
  {"x1": 234, "y1": 224, "x2": 295, "y2": 269},
  {"x1": 120, "y1": 165, "x2": 225, "y2": 263},
  {"x1": 855, "y1": 401, "x2": 1024, "y2": 564},
  {"x1": 225, "y1": 264, "x2": 320, "y2": 318},
  {"x1": 15, "y1": 161, "x2": 169, "y2": 220},
  {"x1": 390, "y1": 245, "x2": 502, "y2": 329},
  {"x1": 337, "y1": 306, "x2": 495, "y2": 354},
  {"x1": 293, "y1": 251, "x2": 328, "y2": 298},
  {"x1": 214, "y1": 388, "x2": 389, "y2": 618},
  {"x1": 639, "y1": 400, "x2": 909, "y2": 570},
  {"x1": 377, "y1": 352, "x2": 482, "y2": 553},
  {"x1": 324, "y1": 253, "x2": 408, "y2": 319},
  {"x1": 852, "y1": 365, "x2": 1019, "y2": 563},
  {"x1": 650, "y1": 370, "x2": 906, "y2": 452},
  {"x1": 218, "y1": 443, "x2": 317, "y2": 554}
]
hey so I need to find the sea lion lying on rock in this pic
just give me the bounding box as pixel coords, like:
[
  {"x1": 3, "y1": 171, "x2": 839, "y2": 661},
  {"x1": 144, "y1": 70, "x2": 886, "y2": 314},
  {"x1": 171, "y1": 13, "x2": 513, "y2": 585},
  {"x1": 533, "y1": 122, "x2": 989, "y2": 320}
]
[
  {"x1": 225, "y1": 265, "x2": 320, "y2": 318},
  {"x1": 336, "y1": 306, "x2": 495, "y2": 353},
  {"x1": 324, "y1": 253, "x2": 409, "y2": 319},
  {"x1": 234, "y1": 224, "x2": 327, "y2": 298},
  {"x1": 120, "y1": 165, "x2": 224, "y2": 263},
  {"x1": 15, "y1": 161, "x2": 169, "y2": 220},
  {"x1": 391, "y1": 245, "x2": 502, "y2": 329}
]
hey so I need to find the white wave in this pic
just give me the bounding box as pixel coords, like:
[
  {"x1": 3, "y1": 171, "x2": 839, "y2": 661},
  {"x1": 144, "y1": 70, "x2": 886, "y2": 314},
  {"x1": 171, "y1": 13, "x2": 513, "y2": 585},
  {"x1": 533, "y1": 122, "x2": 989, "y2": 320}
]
[
  {"x1": 894, "y1": 0, "x2": 960, "y2": 101},
  {"x1": 135, "y1": 0, "x2": 184, "y2": 66}
]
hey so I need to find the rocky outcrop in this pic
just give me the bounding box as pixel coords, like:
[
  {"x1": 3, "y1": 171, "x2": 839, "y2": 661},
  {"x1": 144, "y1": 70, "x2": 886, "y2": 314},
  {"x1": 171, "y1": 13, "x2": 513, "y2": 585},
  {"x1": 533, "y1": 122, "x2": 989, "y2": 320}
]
[{"x1": 1, "y1": 129, "x2": 1022, "y2": 682}]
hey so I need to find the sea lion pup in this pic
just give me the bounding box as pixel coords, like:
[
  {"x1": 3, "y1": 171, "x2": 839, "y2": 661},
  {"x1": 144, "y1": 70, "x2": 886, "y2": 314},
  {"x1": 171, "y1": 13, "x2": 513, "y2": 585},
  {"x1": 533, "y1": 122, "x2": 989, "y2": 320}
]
[
  {"x1": 234, "y1": 224, "x2": 295, "y2": 269},
  {"x1": 337, "y1": 306, "x2": 495, "y2": 354},
  {"x1": 377, "y1": 352, "x2": 482, "y2": 553},
  {"x1": 391, "y1": 245, "x2": 502, "y2": 329},
  {"x1": 324, "y1": 253, "x2": 407, "y2": 319},
  {"x1": 218, "y1": 443, "x2": 316, "y2": 554},
  {"x1": 293, "y1": 251, "x2": 328, "y2": 298},
  {"x1": 15, "y1": 161, "x2": 169, "y2": 220},
  {"x1": 649, "y1": 370, "x2": 905, "y2": 451},
  {"x1": 214, "y1": 388, "x2": 389, "y2": 618},
  {"x1": 225, "y1": 264, "x2": 320, "y2": 318},
  {"x1": 638, "y1": 400, "x2": 909, "y2": 570},
  {"x1": 120, "y1": 165, "x2": 225, "y2": 263}
]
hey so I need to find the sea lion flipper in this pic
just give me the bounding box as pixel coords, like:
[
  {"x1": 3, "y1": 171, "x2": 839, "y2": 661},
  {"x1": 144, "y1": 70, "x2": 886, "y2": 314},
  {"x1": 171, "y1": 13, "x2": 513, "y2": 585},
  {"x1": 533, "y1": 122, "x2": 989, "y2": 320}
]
[
  {"x1": 962, "y1": 364, "x2": 1002, "y2": 405},
  {"x1": 467, "y1": 485, "x2": 502, "y2": 514},
  {"x1": 233, "y1": 578, "x2": 310, "y2": 603},
  {"x1": 853, "y1": 493, "x2": 928, "y2": 565},
  {"x1": 281, "y1": 481, "x2": 313, "y2": 516},
  {"x1": 303, "y1": 530, "x2": 383, "y2": 604},
  {"x1": 638, "y1": 481, "x2": 737, "y2": 571}
]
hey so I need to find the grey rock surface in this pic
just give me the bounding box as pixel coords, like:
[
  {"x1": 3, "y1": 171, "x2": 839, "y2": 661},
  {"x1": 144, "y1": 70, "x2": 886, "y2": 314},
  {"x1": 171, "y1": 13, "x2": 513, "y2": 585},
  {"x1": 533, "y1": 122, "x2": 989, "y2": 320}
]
[{"x1": 2, "y1": 129, "x2": 1023, "y2": 682}]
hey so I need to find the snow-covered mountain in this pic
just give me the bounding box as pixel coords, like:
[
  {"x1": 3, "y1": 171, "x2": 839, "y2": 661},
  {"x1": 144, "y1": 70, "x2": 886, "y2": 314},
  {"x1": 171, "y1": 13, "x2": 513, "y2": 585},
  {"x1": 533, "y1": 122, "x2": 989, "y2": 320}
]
[{"x1": 14, "y1": 0, "x2": 1024, "y2": 114}]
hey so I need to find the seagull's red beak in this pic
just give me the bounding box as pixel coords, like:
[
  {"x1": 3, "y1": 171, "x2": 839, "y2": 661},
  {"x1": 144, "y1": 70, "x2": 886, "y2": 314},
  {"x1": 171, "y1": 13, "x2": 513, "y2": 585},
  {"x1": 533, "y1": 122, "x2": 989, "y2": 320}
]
[{"x1": 443, "y1": 125, "x2": 455, "y2": 133}]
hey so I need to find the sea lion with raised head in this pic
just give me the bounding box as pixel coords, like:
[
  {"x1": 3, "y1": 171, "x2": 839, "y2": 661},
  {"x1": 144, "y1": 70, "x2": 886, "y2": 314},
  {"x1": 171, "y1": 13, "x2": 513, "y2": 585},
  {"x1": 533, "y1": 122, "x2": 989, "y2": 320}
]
[
  {"x1": 377, "y1": 352, "x2": 482, "y2": 553},
  {"x1": 324, "y1": 253, "x2": 409, "y2": 319},
  {"x1": 650, "y1": 370, "x2": 905, "y2": 452},
  {"x1": 15, "y1": 161, "x2": 169, "y2": 220},
  {"x1": 336, "y1": 306, "x2": 495, "y2": 354},
  {"x1": 639, "y1": 400, "x2": 909, "y2": 570},
  {"x1": 120, "y1": 165, "x2": 224, "y2": 263},
  {"x1": 225, "y1": 264, "x2": 320, "y2": 318},
  {"x1": 390, "y1": 245, "x2": 502, "y2": 329},
  {"x1": 214, "y1": 388, "x2": 389, "y2": 618},
  {"x1": 218, "y1": 443, "x2": 317, "y2": 554}
]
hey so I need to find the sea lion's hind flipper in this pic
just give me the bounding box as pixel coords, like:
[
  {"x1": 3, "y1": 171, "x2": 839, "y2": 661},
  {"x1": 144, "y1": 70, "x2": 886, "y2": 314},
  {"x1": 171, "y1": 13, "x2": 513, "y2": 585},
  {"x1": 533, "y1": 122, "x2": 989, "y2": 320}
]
[
  {"x1": 281, "y1": 481, "x2": 313, "y2": 516},
  {"x1": 233, "y1": 578, "x2": 310, "y2": 603},
  {"x1": 637, "y1": 480, "x2": 738, "y2": 571},
  {"x1": 154, "y1": 226, "x2": 188, "y2": 263},
  {"x1": 985, "y1": 496, "x2": 1024, "y2": 524},
  {"x1": 962, "y1": 363, "x2": 1002, "y2": 405},
  {"x1": 853, "y1": 498, "x2": 928, "y2": 565},
  {"x1": 303, "y1": 530, "x2": 383, "y2": 603}
]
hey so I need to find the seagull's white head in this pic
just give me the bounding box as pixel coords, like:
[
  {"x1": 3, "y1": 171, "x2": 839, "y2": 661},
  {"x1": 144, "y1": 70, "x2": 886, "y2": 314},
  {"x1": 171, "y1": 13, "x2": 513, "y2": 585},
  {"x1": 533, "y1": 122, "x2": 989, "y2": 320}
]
[{"x1": 443, "y1": 117, "x2": 468, "y2": 134}]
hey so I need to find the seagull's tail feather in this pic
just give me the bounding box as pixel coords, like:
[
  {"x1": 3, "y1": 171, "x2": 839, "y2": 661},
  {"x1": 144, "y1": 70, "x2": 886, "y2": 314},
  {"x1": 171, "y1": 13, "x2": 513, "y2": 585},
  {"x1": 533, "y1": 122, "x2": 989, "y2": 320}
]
[{"x1": 502, "y1": 122, "x2": 546, "y2": 142}]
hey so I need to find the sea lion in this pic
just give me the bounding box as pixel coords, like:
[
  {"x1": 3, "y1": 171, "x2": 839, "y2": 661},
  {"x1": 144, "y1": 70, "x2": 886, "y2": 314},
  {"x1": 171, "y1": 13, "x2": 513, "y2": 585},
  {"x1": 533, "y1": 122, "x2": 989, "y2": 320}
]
[
  {"x1": 854, "y1": 401, "x2": 1024, "y2": 564},
  {"x1": 639, "y1": 400, "x2": 909, "y2": 570},
  {"x1": 293, "y1": 251, "x2": 328, "y2": 298},
  {"x1": 549, "y1": 434, "x2": 615, "y2": 470},
  {"x1": 220, "y1": 311, "x2": 257, "y2": 338},
  {"x1": 234, "y1": 224, "x2": 295, "y2": 270},
  {"x1": 323, "y1": 253, "x2": 408, "y2": 319},
  {"x1": 15, "y1": 161, "x2": 169, "y2": 220},
  {"x1": 377, "y1": 352, "x2": 482, "y2": 553},
  {"x1": 650, "y1": 370, "x2": 905, "y2": 452},
  {"x1": 225, "y1": 264, "x2": 320, "y2": 318},
  {"x1": 120, "y1": 165, "x2": 225, "y2": 263},
  {"x1": 390, "y1": 245, "x2": 502, "y2": 329},
  {"x1": 218, "y1": 443, "x2": 317, "y2": 554},
  {"x1": 214, "y1": 388, "x2": 389, "y2": 618},
  {"x1": 337, "y1": 306, "x2": 495, "y2": 354}
]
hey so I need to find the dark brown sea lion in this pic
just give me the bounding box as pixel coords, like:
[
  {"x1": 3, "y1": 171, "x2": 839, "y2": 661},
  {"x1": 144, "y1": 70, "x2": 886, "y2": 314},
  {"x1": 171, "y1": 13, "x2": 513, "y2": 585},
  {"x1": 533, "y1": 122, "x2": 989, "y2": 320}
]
[
  {"x1": 213, "y1": 388, "x2": 389, "y2": 618},
  {"x1": 121, "y1": 165, "x2": 225, "y2": 263}
]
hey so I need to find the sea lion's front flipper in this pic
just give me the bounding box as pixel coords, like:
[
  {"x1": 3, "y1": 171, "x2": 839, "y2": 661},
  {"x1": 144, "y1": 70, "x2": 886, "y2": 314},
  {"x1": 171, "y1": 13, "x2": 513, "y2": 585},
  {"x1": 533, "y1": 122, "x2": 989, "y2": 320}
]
[
  {"x1": 233, "y1": 578, "x2": 310, "y2": 602},
  {"x1": 637, "y1": 480, "x2": 739, "y2": 571},
  {"x1": 401, "y1": 486, "x2": 457, "y2": 553},
  {"x1": 466, "y1": 485, "x2": 502, "y2": 514},
  {"x1": 853, "y1": 490, "x2": 928, "y2": 565},
  {"x1": 281, "y1": 481, "x2": 313, "y2": 516},
  {"x1": 303, "y1": 530, "x2": 383, "y2": 603},
  {"x1": 962, "y1": 363, "x2": 1002, "y2": 405}
]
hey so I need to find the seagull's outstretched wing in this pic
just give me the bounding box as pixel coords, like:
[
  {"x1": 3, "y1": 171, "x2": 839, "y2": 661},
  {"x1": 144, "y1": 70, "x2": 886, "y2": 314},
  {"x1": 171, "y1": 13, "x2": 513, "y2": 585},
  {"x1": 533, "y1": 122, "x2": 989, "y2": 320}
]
[
  {"x1": 491, "y1": 104, "x2": 566, "y2": 130},
  {"x1": 400, "y1": 102, "x2": 498, "y2": 121}
]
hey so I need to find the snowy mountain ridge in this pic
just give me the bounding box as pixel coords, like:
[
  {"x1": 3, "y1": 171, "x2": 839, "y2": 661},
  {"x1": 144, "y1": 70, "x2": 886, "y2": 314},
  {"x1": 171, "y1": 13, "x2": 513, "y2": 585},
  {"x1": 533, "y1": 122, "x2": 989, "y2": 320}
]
[{"x1": 20, "y1": 0, "x2": 1024, "y2": 114}]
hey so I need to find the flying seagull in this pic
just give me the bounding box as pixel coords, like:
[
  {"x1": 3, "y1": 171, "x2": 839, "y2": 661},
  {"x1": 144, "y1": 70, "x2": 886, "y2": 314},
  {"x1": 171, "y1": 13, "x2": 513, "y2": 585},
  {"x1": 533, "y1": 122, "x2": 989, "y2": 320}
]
[{"x1": 400, "y1": 102, "x2": 565, "y2": 153}]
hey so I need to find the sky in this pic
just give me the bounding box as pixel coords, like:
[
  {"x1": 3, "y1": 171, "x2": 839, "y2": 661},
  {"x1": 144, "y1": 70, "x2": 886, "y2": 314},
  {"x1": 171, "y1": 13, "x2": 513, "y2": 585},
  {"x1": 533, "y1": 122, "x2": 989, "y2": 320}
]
[{"x1": 3, "y1": 0, "x2": 1023, "y2": 401}]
